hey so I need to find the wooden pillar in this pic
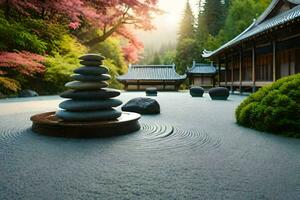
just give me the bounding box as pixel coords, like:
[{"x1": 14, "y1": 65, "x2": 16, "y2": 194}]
[
  {"x1": 125, "y1": 82, "x2": 128, "y2": 90},
  {"x1": 252, "y1": 42, "x2": 256, "y2": 93},
  {"x1": 225, "y1": 54, "x2": 228, "y2": 87},
  {"x1": 137, "y1": 80, "x2": 140, "y2": 90},
  {"x1": 239, "y1": 46, "x2": 243, "y2": 95},
  {"x1": 272, "y1": 40, "x2": 277, "y2": 81},
  {"x1": 231, "y1": 54, "x2": 234, "y2": 93},
  {"x1": 163, "y1": 80, "x2": 166, "y2": 90},
  {"x1": 218, "y1": 57, "x2": 221, "y2": 86}
]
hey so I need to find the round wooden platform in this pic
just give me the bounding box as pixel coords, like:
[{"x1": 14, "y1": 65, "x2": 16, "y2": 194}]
[{"x1": 30, "y1": 111, "x2": 141, "y2": 138}]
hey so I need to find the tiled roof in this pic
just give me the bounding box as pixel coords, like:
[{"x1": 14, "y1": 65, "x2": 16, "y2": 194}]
[
  {"x1": 203, "y1": 0, "x2": 300, "y2": 58},
  {"x1": 187, "y1": 63, "x2": 217, "y2": 74},
  {"x1": 117, "y1": 64, "x2": 186, "y2": 81}
]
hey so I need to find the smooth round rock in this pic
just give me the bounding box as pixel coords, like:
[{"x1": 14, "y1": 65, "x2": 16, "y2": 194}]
[
  {"x1": 190, "y1": 86, "x2": 205, "y2": 97},
  {"x1": 55, "y1": 109, "x2": 122, "y2": 121},
  {"x1": 31, "y1": 111, "x2": 141, "y2": 138},
  {"x1": 146, "y1": 87, "x2": 157, "y2": 96},
  {"x1": 79, "y1": 54, "x2": 105, "y2": 61},
  {"x1": 71, "y1": 74, "x2": 111, "y2": 82},
  {"x1": 80, "y1": 60, "x2": 102, "y2": 66},
  {"x1": 59, "y1": 99, "x2": 123, "y2": 111},
  {"x1": 74, "y1": 66, "x2": 109, "y2": 75},
  {"x1": 65, "y1": 81, "x2": 108, "y2": 90},
  {"x1": 122, "y1": 97, "x2": 160, "y2": 114},
  {"x1": 209, "y1": 87, "x2": 230, "y2": 100},
  {"x1": 19, "y1": 89, "x2": 39, "y2": 97},
  {"x1": 60, "y1": 89, "x2": 121, "y2": 100}
]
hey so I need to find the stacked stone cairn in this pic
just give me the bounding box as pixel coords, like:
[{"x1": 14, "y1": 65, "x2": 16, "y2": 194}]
[{"x1": 56, "y1": 54, "x2": 123, "y2": 121}]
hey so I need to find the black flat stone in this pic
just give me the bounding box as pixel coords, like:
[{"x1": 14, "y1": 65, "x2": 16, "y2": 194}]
[
  {"x1": 79, "y1": 54, "x2": 105, "y2": 61},
  {"x1": 65, "y1": 81, "x2": 108, "y2": 90},
  {"x1": 80, "y1": 60, "x2": 102, "y2": 67},
  {"x1": 59, "y1": 99, "x2": 123, "y2": 111},
  {"x1": 60, "y1": 89, "x2": 121, "y2": 100},
  {"x1": 122, "y1": 97, "x2": 160, "y2": 114},
  {"x1": 74, "y1": 66, "x2": 109, "y2": 75},
  {"x1": 55, "y1": 109, "x2": 122, "y2": 121},
  {"x1": 71, "y1": 74, "x2": 111, "y2": 82}
]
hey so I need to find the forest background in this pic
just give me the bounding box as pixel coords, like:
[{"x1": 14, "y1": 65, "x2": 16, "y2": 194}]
[{"x1": 0, "y1": 0, "x2": 271, "y2": 95}]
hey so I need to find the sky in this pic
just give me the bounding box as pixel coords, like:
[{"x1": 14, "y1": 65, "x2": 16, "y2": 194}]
[{"x1": 135, "y1": 0, "x2": 199, "y2": 50}]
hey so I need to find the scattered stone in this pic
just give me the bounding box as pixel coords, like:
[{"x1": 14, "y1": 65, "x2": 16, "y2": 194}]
[
  {"x1": 146, "y1": 87, "x2": 157, "y2": 96},
  {"x1": 59, "y1": 99, "x2": 123, "y2": 111},
  {"x1": 74, "y1": 66, "x2": 109, "y2": 75},
  {"x1": 71, "y1": 74, "x2": 111, "y2": 82},
  {"x1": 190, "y1": 86, "x2": 204, "y2": 97},
  {"x1": 56, "y1": 109, "x2": 122, "y2": 121},
  {"x1": 79, "y1": 54, "x2": 105, "y2": 61},
  {"x1": 122, "y1": 97, "x2": 160, "y2": 114},
  {"x1": 209, "y1": 87, "x2": 229, "y2": 100},
  {"x1": 60, "y1": 89, "x2": 120, "y2": 100},
  {"x1": 65, "y1": 81, "x2": 108, "y2": 90},
  {"x1": 19, "y1": 89, "x2": 39, "y2": 97}
]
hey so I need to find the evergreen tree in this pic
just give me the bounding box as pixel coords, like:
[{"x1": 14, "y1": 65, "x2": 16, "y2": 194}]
[
  {"x1": 202, "y1": 0, "x2": 224, "y2": 36},
  {"x1": 178, "y1": 0, "x2": 195, "y2": 41},
  {"x1": 151, "y1": 52, "x2": 161, "y2": 64},
  {"x1": 222, "y1": 0, "x2": 271, "y2": 41},
  {"x1": 194, "y1": 0, "x2": 209, "y2": 62},
  {"x1": 175, "y1": 0, "x2": 196, "y2": 74}
]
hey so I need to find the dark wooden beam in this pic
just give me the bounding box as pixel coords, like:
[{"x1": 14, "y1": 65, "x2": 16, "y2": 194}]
[
  {"x1": 252, "y1": 42, "x2": 256, "y2": 92},
  {"x1": 231, "y1": 54, "x2": 234, "y2": 93},
  {"x1": 272, "y1": 40, "x2": 277, "y2": 81},
  {"x1": 137, "y1": 80, "x2": 140, "y2": 90},
  {"x1": 239, "y1": 46, "x2": 243, "y2": 94},
  {"x1": 218, "y1": 58, "x2": 221, "y2": 86},
  {"x1": 225, "y1": 54, "x2": 228, "y2": 87}
]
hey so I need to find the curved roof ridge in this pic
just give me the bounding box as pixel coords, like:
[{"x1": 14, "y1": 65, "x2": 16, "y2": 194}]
[
  {"x1": 255, "y1": 0, "x2": 280, "y2": 25},
  {"x1": 203, "y1": 2, "x2": 300, "y2": 58},
  {"x1": 202, "y1": 21, "x2": 256, "y2": 58},
  {"x1": 255, "y1": 0, "x2": 300, "y2": 25}
]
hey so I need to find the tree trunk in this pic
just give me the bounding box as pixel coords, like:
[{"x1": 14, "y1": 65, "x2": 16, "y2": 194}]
[{"x1": 84, "y1": 22, "x2": 123, "y2": 47}]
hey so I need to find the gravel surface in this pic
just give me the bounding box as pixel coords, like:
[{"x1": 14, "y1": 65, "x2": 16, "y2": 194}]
[{"x1": 0, "y1": 92, "x2": 299, "y2": 200}]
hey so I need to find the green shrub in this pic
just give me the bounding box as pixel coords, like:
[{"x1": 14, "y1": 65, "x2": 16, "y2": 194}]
[
  {"x1": 0, "y1": 77, "x2": 20, "y2": 94},
  {"x1": 42, "y1": 35, "x2": 87, "y2": 94},
  {"x1": 235, "y1": 73, "x2": 300, "y2": 138}
]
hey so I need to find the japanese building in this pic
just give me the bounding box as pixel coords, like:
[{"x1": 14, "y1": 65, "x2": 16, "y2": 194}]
[
  {"x1": 202, "y1": 0, "x2": 300, "y2": 93},
  {"x1": 187, "y1": 61, "x2": 217, "y2": 87},
  {"x1": 117, "y1": 64, "x2": 186, "y2": 91}
]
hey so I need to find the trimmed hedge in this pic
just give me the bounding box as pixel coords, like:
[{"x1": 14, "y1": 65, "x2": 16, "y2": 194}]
[{"x1": 235, "y1": 73, "x2": 300, "y2": 138}]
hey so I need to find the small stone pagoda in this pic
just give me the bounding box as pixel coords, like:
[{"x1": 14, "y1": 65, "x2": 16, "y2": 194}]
[{"x1": 31, "y1": 54, "x2": 141, "y2": 138}]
